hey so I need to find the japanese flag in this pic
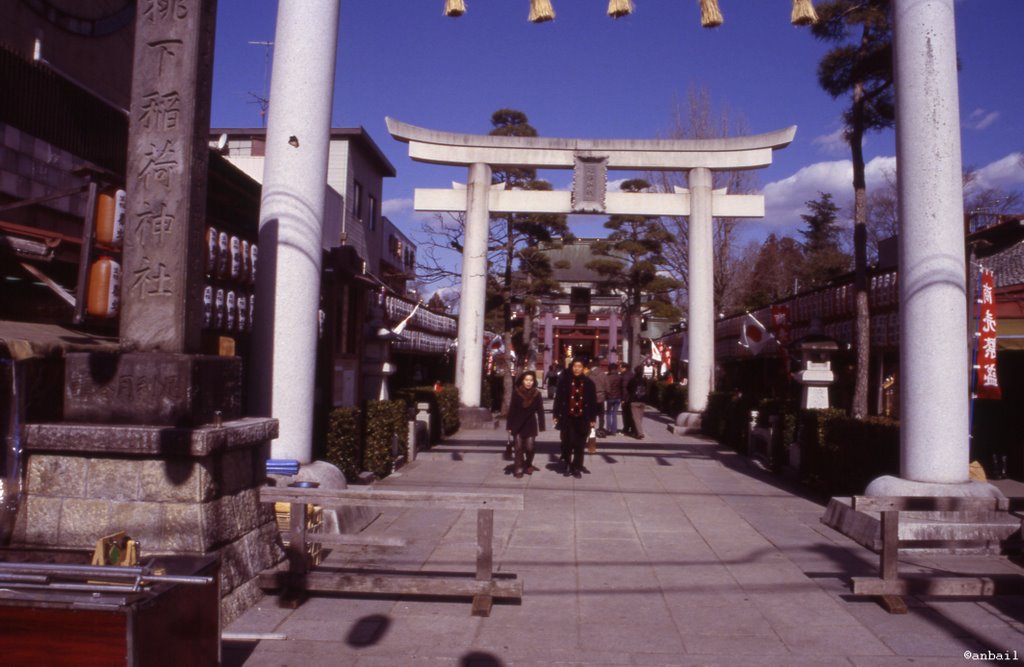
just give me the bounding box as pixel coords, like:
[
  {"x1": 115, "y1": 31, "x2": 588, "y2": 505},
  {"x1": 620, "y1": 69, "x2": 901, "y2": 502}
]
[{"x1": 740, "y1": 313, "x2": 770, "y2": 355}]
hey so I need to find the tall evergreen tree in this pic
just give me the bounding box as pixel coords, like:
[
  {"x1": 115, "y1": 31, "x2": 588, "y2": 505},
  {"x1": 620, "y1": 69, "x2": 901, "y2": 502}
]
[
  {"x1": 739, "y1": 234, "x2": 805, "y2": 311},
  {"x1": 488, "y1": 109, "x2": 570, "y2": 412},
  {"x1": 586, "y1": 179, "x2": 681, "y2": 367},
  {"x1": 811, "y1": 0, "x2": 894, "y2": 418},
  {"x1": 799, "y1": 192, "x2": 851, "y2": 288}
]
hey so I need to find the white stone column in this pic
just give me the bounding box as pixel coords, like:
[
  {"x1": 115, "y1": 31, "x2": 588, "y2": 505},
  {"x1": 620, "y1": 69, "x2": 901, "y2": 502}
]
[
  {"x1": 687, "y1": 167, "x2": 714, "y2": 412},
  {"x1": 454, "y1": 163, "x2": 492, "y2": 408},
  {"x1": 892, "y1": 0, "x2": 968, "y2": 483},
  {"x1": 252, "y1": 0, "x2": 339, "y2": 462}
]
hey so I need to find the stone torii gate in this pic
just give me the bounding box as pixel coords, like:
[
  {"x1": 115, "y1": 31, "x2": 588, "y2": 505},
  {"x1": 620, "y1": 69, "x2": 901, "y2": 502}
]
[{"x1": 386, "y1": 117, "x2": 795, "y2": 413}]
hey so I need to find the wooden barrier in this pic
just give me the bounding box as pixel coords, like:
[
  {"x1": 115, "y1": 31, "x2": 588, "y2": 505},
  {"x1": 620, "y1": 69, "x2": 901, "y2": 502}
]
[
  {"x1": 850, "y1": 496, "x2": 1023, "y2": 613},
  {"x1": 259, "y1": 486, "x2": 524, "y2": 616}
]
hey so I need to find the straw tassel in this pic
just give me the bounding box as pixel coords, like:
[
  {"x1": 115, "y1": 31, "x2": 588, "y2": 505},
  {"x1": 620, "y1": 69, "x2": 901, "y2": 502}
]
[
  {"x1": 699, "y1": 0, "x2": 723, "y2": 28},
  {"x1": 443, "y1": 0, "x2": 466, "y2": 17},
  {"x1": 529, "y1": 0, "x2": 555, "y2": 23},
  {"x1": 607, "y1": 0, "x2": 634, "y2": 19},
  {"x1": 790, "y1": 0, "x2": 818, "y2": 26}
]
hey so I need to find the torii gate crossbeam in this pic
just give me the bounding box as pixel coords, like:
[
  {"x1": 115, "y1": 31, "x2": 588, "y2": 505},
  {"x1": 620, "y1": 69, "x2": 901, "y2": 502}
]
[{"x1": 388, "y1": 118, "x2": 795, "y2": 414}]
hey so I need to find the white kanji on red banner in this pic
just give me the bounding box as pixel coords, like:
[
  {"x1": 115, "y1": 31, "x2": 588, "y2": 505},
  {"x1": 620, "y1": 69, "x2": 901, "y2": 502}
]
[{"x1": 975, "y1": 268, "x2": 1002, "y2": 400}]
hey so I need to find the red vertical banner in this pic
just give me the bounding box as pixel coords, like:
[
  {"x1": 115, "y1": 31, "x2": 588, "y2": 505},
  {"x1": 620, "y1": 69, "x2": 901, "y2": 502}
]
[
  {"x1": 976, "y1": 268, "x2": 1002, "y2": 400},
  {"x1": 770, "y1": 305, "x2": 791, "y2": 347}
]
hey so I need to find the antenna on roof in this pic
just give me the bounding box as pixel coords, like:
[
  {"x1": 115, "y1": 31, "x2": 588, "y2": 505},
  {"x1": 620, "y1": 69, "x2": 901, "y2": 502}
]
[{"x1": 247, "y1": 40, "x2": 274, "y2": 127}]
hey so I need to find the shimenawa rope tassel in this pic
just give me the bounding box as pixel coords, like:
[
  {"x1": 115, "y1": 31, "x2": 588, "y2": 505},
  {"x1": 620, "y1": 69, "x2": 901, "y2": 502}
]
[
  {"x1": 443, "y1": 0, "x2": 466, "y2": 18},
  {"x1": 699, "y1": 0, "x2": 723, "y2": 28},
  {"x1": 607, "y1": 0, "x2": 634, "y2": 19},
  {"x1": 529, "y1": 0, "x2": 555, "y2": 23},
  {"x1": 791, "y1": 0, "x2": 818, "y2": 26}
]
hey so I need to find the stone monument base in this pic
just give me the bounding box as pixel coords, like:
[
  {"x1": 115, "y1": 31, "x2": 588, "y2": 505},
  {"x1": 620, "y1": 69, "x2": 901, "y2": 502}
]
[
  {"x1": 668, "y1": 411, "x2": 702, "y2": 435},
  {"x1": 14, "y1": 417, "x2": 282, "y2": 623},
  {"x1": 458, "y1": 406, "x2": 496, "y2": 430}
]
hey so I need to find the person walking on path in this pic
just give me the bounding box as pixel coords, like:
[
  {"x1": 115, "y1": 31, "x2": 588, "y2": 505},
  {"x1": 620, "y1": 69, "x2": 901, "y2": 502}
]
[
  {"x1": 625, "y1": 364, "x2": 647, "y2": 439},
  {"x1": 553, "y1": 357, "x2": 598, "y2": 478},
  {"x1": 506, "y1": 370, "x2": 546, "y2": 478},
  {"x1": 605, "y1": 361, "x2": 622, "y2": 436},
  {"x1": 589, "y1": 357, "x2": 609, "y2": 437},
  {"x1": 619, "y1": 362, "x2": 636, "y2": 437}
]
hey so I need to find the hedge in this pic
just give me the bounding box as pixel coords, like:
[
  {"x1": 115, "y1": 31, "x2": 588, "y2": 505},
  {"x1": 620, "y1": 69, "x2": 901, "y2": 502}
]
[
  {"x1": 797, "y1": 409, "x2": 900, "y2": 496},
  {"x1": 396, "y1": 384, "x2": 461, "y2": 444},
  {"x1": 651, "y1": 381, "x2": 688, "y2": 417},
  {"x1": 702, "y1": 390, "x2": 757, "y2": 454},
  {"x1": 363, "y1": 399, "x2": 408, "y2": 480},
  {"x1": 325, "y1": 406, "x2": 361, "y2": 482}
]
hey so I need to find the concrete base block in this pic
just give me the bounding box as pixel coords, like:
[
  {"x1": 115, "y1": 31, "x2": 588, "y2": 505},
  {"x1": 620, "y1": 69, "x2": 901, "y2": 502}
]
[
  {"x1": 668, "y1": 411, "x2": 702, "y2": 435},
  {"x1": 822, "y1": 496, "x2": 1022, "y2": 553},
  {"x1": 458, "y1": 406, "x2": 495, "y2": 430},
  {"x1": 865, "y1": 475, "x2": 1006, "y2": 499},
  {"x1": 272, "y1": 460, "x2": 379, "y2": 536}
]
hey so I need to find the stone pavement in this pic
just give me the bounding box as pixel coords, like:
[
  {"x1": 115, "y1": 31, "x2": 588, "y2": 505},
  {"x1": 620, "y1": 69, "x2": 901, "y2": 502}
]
[{"x1": 225, "y1": 403, "x2": 1024, "y2": 666}]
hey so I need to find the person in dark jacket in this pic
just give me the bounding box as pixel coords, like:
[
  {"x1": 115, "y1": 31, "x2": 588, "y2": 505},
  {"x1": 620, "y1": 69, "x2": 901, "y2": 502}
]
[
  {"x1": 506, "y1": 371, "x2": 546, "y2": 478},
  {"x1": 605, "y1": 361, "x2": 623, "y2": 435},
  {"x1": 552, "y1": 357, "x2": 598, "y2": 478},
  {"x1": 619, "y1": 362, "x2": 636, "y2": 437},
  {"x1": 626, "y1": 365, "x2": 647, "y2": 439}
]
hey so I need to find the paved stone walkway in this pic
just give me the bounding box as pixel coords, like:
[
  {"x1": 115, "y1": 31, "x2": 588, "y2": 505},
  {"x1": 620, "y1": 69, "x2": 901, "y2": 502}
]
[{"x1": 225, "y1": 404, "x2": 1024, "y2": 666}]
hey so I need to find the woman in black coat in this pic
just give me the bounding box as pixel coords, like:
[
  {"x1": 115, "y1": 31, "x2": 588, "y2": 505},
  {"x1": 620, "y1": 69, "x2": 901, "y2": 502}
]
[{"x1": 506, "y1": 370, "x2": 546, "y2": 478}]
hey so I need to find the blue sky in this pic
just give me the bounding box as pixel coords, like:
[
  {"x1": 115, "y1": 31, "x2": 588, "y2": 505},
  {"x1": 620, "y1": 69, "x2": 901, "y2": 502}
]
[{"x1": 211, "y1": 0, "x2": 1023, "y2": 271}]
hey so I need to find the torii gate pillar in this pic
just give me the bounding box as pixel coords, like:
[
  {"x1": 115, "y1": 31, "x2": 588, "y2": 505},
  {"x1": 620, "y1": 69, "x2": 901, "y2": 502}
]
[
  {"x1": 455, "y1": 163, "x2": 492, "y2": 408},
  {"x1": 687, "y1": 167, "x2": 714, "y2": 412}
]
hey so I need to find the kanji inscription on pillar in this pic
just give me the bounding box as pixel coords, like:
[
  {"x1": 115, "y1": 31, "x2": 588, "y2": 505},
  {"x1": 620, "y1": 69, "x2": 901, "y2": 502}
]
[
  {"x1": 121, "y1": 0, "x2": 217, "y2": 352},
  {"x1": 571, "y1": 155, "x2": 608, "y2": 213}
]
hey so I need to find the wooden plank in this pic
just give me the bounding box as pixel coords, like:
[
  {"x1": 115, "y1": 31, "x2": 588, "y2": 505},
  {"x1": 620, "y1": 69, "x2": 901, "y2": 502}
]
[
  {"x1": 879, "y1": 594, "x2": 908, "y2": 614},
  {"x1": 259, "y1": 571, "x2": 523, "y2": 599},
  {"x1": 471, "y1": 594, "x2": 493, "y2": 617},
  {"x1": 476, "y1": 509, "x2": 493, "y2": 582},
  {"x1": 880, "y1": 510, "x2": 899, "y2": 581},
  {"x1": 261, "y1": 486, "x2": 524, "y2": 511},
  {"x1": 277, "y1": 532, "x2": 406, "y2": 548},
  {"x1": 853, "y1": 576, "x2": 998, "y2": 596},
  {"x1": 852, "y1": 496, "x2": 1008, "y2": 513}
]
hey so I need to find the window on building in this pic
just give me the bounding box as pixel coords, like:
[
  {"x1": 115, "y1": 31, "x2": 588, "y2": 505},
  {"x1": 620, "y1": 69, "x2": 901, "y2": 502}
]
[
  {"x1": 368, "y1": 194, "x2": 377, "y2": 231},
  {"x1": 352, "y1": 181, "x2": 363, "y2": 220}
]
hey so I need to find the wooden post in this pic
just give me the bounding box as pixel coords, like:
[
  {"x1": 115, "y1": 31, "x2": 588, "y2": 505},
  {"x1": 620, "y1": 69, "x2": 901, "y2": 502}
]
[
  {"x1": 880, "y1": 510, "x2": 898, "y2": 582},
  {"x1": 287, "y1": 501, "x2": 309, "y2": 575},
  {"x1": 472, "y1": 508, "x2": 494, "y2": 617}
]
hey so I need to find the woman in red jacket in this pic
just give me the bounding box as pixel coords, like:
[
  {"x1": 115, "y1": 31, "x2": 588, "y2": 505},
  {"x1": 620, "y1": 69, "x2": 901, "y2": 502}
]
[{"x1": 506, "y1": 370, "x2": 546, "y2": 479}]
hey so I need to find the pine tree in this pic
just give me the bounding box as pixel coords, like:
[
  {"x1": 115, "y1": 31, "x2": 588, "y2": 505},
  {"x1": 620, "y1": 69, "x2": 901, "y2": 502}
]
[
  {"x1": 811, "y1": 0, "x2": 894, "y2": 418},
  {"x1": 586, "y1": 179, "x2": 681, "y2": 367}
]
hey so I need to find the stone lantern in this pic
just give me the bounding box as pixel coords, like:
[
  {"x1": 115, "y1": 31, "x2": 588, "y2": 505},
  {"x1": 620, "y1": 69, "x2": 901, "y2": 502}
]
[{"x1": 790, "y1": 335, "x2": 840, "y2": 410}]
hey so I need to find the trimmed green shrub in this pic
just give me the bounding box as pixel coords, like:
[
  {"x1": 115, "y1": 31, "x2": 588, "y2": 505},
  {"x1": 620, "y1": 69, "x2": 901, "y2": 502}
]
[
  {"x1": 364, "y1": 399, "x2": 407, "y2": 479},
  {"x1": 651, "y1": 381, "x2": 688, "y2": 417},
  {"x1": 797, "y1": 409, "x2": 899, "y2": 496},
  {"x1": 756, "y1": 398, "x2": 798, "y2": 468},
  {"x1": 436, "y1": 384, "x2": 461, "y2": 435},
  {"x1": 325, "y1": 406, "x2": 361, "y2": 482},
  {"x1": 702, "y1": 390, "x2": 757, "y2": 453}
]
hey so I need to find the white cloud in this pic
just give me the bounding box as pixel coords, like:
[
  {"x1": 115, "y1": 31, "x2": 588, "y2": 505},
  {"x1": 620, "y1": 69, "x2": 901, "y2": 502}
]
[
  {"x1": 760, "y1": 156, "x2": 897, "y2": 234},
  {"x1": 965, "y1": 152, "x2": 1024, "y2": 192},
  {"x1": 382, "y1": 197, "x2": 414, "y2": 216},
  {"x1": 812, "y1": 127, "x2": 849, "y2": 155},
  {"x1": 965, "y1": 108, "x2": 1000, "y2": 131}
]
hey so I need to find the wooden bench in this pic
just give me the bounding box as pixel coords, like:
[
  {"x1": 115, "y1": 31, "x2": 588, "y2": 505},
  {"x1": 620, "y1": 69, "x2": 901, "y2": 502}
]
[
  {"x1": 259, "y1": 486, "x2": 524, "y2": 616},
  {"x1": 850, "y1": 496, "x2": 1024, "y2": 613}
]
